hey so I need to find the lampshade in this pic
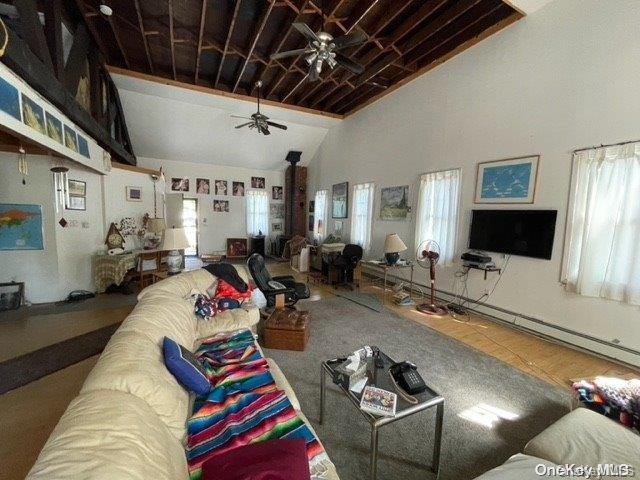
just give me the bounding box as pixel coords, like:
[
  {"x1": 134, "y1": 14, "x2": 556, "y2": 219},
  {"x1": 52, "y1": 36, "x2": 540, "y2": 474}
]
[
  {"x1": 162, "y1": 227, "x2": 190, "y2": 251},
  {"x1": 147, "y1": 217, "x2": 166, "y2": 234},
  {"x1": 384, "y1": 233, "x2": 407, "y2": 253}
]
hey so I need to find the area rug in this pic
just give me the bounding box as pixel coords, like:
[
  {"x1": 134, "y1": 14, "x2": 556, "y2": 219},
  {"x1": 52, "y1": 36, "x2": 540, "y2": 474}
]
[
  {"x1": 0, "y1": 322, "x2": 121, "y2": 394},
  {"x1": 263, "y1": 297, "x2": 570, "y2": 480},
  {"x1": 334, "y1": 290, "x2": 383, "y2": 312}
]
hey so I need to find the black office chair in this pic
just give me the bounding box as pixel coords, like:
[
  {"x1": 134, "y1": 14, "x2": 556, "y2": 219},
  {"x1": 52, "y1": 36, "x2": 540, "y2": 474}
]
[
  {"x1": 247, "y1": 253, "x2": 310, "y2": 307},
  {"x1": 330, "y1": 244, "x2": 363, "y2": 289}
]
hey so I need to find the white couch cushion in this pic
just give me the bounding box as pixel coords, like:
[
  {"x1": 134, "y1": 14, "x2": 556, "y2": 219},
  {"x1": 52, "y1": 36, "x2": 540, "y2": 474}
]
[
  {"x1": 473, "y1": 454, "x2": 556, "y2": 479},
  {"x1": 80, "y1": 331, "x2": 190, "y2": 441},
  {"x1": 266, "y1": 358, "x2": 301, "y2": 411},
  {"x1": 195, "y1": 305, "x2": 260, "y2": 341},
  {"x1": 137, "y1": 269, "x2": 215, "y2": 301},
  {"x1": 524, "y1": 407, "x2": 640, "y2": 469},
  {"x1": 27, "y1": 390, "x2": 188, "y2": 480}
]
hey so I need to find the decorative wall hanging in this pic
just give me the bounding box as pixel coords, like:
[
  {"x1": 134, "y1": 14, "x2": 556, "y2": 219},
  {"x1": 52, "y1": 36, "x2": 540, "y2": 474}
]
[
  {"x1": 215, "y1": 180, "x2": 227, "y2": 195},
  {"x1": 126, "y1": 186, "x2": 142, "y2": 202},
  {"x1": 475, "y1": 155, "x2": 539, "y2": 204},
  {"x1": 50, "y1": 162, "x2": 69, "y2": 213},
  {"x1": 380, "y1": 185, "x2": 410, "y2": 220},
  {"x1": 171, "y1": 177, "x2": 189, "y2": 191},
  {"x1": 45, "y1": 112, "x2": 63, "y2": 144},
  {"x1": 251, "y1": 176, "x2": 265, "y2": 189},
  {"x1": 272, "y1": 186, "x2": 283, "y2": 200},
  {"x1": 21, "y1": 93, "x2": 45, "y2": 134},
  {"x1": 213, "y1": 200, "x2": 229, "y2": 212},
  {"x1": 63, "y1": 124, "x2": 78, "y2": 152},
  {"x1": 226, "y1": 238, "x2": 248, "y2": 258},
  {"x1": 196, "y1": 178, "x2": 210, "y2": 194},
  {"x1": 0, "y1": 203, "x2": 44, "y2": 250},
  {"x1": 17, "y1": 146, "x2": 27, "y2": 185},
  {"x1": 332, "y1": 182, "x2": 348, "y2": 219},
  {"x1": 233, "y1": 181, "x2": 245, "y2": 196},
  {"x1": 0, "y1": 76, "x2": 20, "y2": 120},
  {"x1": 270, "y1": 203, "x2": 284, "y2": 219},
  {"x1": 272, "y1": 222, "x2": 282, "y2": 232},
  {"x1": 66, "y1": 196, "x2": 86, "y2": 210},
  {"x1": 77, "y1": 134, "x2": 90, "y2": 158},
  {"x1": 68, "y1": 180, "x2": 86, "y2": 197}
]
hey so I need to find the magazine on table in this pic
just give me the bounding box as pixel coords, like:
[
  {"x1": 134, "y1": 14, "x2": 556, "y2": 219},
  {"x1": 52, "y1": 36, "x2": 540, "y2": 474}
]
[{"x1": 360, "y1": 386, "x2": 397, "y2": 417}]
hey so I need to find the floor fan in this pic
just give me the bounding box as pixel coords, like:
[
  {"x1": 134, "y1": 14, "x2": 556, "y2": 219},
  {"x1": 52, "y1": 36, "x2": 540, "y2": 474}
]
[{"x1": 416, "y1": 240, "x2": 449, "y2": 317}]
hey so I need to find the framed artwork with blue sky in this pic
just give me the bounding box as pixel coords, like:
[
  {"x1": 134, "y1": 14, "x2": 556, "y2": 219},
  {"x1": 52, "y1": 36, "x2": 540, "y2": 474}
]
[{"x1": 475, "y1": 155, "x2": 540, "y2": 204}]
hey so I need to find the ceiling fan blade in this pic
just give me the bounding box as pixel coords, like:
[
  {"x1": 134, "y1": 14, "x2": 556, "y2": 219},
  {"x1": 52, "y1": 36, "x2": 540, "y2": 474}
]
[
  {"x1": 293, "y1": 22, "x2": 319, "y2": 43},
  {"x1": 335, "y1": 53, "x2": 364, "y2": 75},
  {"x1": 308, "y1": 60, "x2": 321, "y2": 81},
  {"x1": 235, "y1": 122, "x2": 254, "y2": 129},
  {"x1": 230, "y1": 115, "x2": 253, "y2": 120},
  {"x1": 270, "y1": 48, "x2": 312, "y2": 61},
  {"x1": 266, "y1": 121, "x2": 288, "y2": 130},
  {"x1": 333, "y1": 30, "x2": 367, "y2": 50},
  {"x1": 259, "y1": 125, "x2": 271, "y2": 135}
]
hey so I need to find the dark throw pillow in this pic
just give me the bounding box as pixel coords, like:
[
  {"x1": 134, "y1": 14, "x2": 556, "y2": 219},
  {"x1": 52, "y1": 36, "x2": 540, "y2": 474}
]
[
  {"x1": 202, "y1": 439, "x2": 311, "y2": 480},
  {"x1": 162, "y1": 337, "x2": 210, "y2": 395}
]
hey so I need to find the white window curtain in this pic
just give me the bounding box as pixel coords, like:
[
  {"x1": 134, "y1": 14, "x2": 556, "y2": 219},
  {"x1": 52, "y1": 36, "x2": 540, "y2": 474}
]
[
  {"x1": 414, "y1": 168, "x2": 461, "y2": 265},
  {"x1": 313, "y1": 190, "x2": 328, "y2": 241},
  {"x1": 561, "y1": 143, "x2": 640, "y2": 305},
  {"x1": 350, "y1": 183, "x2": 375, "y2": 250},
  {"x1": 246, "y1": 190, "x2": 269, "y2": 236}
]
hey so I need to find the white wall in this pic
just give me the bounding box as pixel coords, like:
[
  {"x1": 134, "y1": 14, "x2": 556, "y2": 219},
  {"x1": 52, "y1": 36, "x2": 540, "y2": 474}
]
[
  {"x1": 309, "y1": 0, "x2": 640, "y2": 364},
  {"x1": 138, "y1": 157, "x2": 285, "y2": 254}
]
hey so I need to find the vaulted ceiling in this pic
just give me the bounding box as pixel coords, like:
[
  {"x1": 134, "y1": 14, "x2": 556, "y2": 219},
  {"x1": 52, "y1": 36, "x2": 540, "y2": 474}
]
[{"x1": 77, "y1": 0, "x2": 523, "y2": 116}]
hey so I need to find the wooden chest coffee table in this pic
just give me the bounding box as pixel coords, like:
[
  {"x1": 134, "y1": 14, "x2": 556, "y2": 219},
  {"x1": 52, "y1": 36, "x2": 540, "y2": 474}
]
[{"x1": 264, "y1": 308, "x2": 310, "y2": 351}]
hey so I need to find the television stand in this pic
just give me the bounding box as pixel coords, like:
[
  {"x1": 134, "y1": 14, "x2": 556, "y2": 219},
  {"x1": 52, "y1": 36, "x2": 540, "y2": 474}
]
[{"x1": 463, "y1": 264, "x2": 501, "y2": 280}]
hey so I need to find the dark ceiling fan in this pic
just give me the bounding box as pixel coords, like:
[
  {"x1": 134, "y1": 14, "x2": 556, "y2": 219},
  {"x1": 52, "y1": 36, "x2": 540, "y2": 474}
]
[
  {"x1": 231, "y1": 81, "x2": 287, "y2": 136},
  {"x1": 269, "y1": 0, "x2": 366, "y2": 81}
]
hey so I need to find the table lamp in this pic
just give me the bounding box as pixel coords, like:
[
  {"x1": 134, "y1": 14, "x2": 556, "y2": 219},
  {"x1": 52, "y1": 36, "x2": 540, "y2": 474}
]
[
  {"x1": 146, "y1": 217, "x2": 165, "y2": 249},
  {"x1": 162, "y1": 227, "x2": 191, "y2": 274},
  {"x1": 384, "y1": 233, "x2": 407, "y2": 265}
]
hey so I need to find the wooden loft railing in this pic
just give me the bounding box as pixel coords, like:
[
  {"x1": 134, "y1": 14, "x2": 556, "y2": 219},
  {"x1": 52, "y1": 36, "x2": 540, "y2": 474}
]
[{"x1": 0, "y1": 0, "x2": 136, "y2": 165}]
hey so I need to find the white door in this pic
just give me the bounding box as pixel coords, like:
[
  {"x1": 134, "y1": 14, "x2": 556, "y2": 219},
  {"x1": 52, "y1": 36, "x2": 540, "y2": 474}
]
[
  {"x1": 182, "y1": 198, "x2": 198, "y2": 256},
  {"x1": 165, "y1": 193, "x2": 183, "y2": 229}
]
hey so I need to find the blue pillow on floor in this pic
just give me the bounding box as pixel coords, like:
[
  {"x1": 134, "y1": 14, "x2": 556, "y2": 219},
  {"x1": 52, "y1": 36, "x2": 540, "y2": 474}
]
[{"x1": 163, "y1": 337, "x2": 210, "y2": 395}]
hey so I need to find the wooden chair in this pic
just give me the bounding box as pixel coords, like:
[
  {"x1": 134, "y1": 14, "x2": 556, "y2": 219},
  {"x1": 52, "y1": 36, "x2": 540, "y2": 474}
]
[{"x1": 137, "y1": 251, "x2": 161, "y2": 288}]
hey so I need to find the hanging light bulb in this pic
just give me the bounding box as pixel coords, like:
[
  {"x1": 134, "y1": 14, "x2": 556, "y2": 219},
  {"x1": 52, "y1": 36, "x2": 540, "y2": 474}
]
[{"x1": 18, "y1": 145, "x2": 27, "y2": 185}]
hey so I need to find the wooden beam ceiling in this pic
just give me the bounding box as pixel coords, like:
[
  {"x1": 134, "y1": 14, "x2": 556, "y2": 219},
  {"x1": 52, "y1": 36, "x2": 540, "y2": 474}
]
[{"x1": 77, "y1": 0, "x2": 524, "y2": 115}]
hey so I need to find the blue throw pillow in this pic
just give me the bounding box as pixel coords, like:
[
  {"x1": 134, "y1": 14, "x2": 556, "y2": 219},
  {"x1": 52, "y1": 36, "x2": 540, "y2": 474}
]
[{"x1": 163, "y1": 337, "x2": 210, "y2": 395}]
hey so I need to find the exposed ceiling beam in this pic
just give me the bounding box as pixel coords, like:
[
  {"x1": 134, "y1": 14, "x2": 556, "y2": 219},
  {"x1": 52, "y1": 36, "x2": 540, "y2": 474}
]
[
  {"x1": 215, "y1": 0, "x2": 243, "y2": 88},
  {"x1": 106, "y1": 16, "x2": 131, "y2": 69},
  {"x1": 168, "y1": 0, "x2": 177, "y2": 80},
  {"x1": 195, "y1": 0, "x2": 208, "y2": 84},
  {"x1": 232, "y1": 0, "x2": 276, "y2": 93},
  {"x1": 14, "y1": 0, "x2": 55, "y2": 71},
  {"x1": 63, "y1": 22, "x2": 90, "y2": 93},
  {"x1": 43, "y1": 0, "x2": 64, "y2": 80},
  {"x1": 134, "y1": 0, "x2": 154, "y2": 74}
]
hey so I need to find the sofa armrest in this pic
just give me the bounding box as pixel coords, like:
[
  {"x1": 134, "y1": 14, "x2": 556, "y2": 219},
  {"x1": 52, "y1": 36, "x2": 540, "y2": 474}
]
[
  {"x1": 261, "y1": 286, "x2": 296, "y2": 297},
  {"x1": 196, "y1": 305, "x2": 260, "y2": 341}
]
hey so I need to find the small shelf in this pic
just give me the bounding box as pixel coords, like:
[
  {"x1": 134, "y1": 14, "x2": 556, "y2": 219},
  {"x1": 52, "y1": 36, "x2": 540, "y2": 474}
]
[{"x1": 463, "y1": 264, "x2": 502, "y2": 280}]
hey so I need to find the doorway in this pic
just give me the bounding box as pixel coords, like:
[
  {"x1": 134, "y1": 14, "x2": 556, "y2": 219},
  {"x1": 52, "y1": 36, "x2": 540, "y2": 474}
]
[{"x1": 182, "y1": 198, "x2": 198, "y2": 256}]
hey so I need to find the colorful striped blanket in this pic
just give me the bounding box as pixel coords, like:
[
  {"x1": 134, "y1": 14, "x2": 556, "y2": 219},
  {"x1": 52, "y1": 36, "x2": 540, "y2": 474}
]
[{"x1": 186, "y1": 329, "x2": 331, "y2": 479}]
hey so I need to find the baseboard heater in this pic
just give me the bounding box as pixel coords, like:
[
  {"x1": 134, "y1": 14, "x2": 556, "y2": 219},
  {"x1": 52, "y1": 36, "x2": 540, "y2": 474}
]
[{"x1": 361, "y1": 270, "x2": 640, "y2": 368}]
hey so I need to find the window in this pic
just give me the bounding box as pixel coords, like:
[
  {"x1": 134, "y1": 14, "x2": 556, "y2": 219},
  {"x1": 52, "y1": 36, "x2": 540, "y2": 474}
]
[
  {"x1": 313, "y1": 190, "x2": 328, "y2": 241},
  {"x1": 350, "y1": 183, "x2": 375, "y2": 250},
  {"x1": 562, "y1": 143, "x2": 640, "y2": 305},
  {"x1": 414, "y1": 169, "x2": 461, "y2": 265},
  {"x1": 246, "y1": 190, "x2": 269, "y2": 236}
]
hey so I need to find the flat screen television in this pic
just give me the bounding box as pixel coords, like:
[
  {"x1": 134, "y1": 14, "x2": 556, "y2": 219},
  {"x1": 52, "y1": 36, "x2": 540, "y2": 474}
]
[{"x1": 468, "y1": 209, "x2": 557, "y2": 260}]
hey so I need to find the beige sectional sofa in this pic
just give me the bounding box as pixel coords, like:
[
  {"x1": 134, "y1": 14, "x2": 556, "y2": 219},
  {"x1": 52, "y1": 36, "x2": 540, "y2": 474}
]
[
  {"x1": 27, "y1": 268, "x2": 340, "y2": 479},
  {"x1": 475, "y1": 407, "x2": 640, "y2": 479}
]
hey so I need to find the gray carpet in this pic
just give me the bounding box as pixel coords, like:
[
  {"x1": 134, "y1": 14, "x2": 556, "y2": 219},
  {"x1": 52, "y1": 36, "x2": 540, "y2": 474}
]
[
  {"x1": 263, "y1": 297, "x2": 570, "y2": 480},
  {"x1": 334, "y1": 290, "x2": 383, "y2": 312}
]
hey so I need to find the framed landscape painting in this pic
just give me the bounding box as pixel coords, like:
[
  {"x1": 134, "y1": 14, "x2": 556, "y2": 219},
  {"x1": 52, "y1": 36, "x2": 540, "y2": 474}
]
[
  {"x1": 380, "y1": 185, "x2": 410, "y2": 220},
  {"x1": 332, "y1": 182, "x2": 348, "y2": 219},
  {"x1": 475, "y1": 155, "x2": 539, "y2": 204}
]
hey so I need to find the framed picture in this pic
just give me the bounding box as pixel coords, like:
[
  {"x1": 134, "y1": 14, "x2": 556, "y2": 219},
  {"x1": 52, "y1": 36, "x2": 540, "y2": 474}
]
[
  {"x1": 475, "y1": 155, "x2": 540, "y2": 204},
  {"x1": 64, "y1": 124, "x2": 78, "y2": 152},
  {"x1": 215, "y1": 180, "x2": 227, "y2": 195},
  {"x1": 270, "y1": 203, "x2": 284, "y2": 219},
  {"x1": 196, "y1": 178, "x2": 210, "y2": 194},
  {"x1": 308, "y1": 215, "x2": 314, "y2": 231},
  {"x1": 126, "y1": 186, "x2": 142, "y2": 202},
  {"x1": 226, "y1": 238, "x2": 248, "y2": 258},
  {"x1": 77, "y1": 135, "x2": 90, "y2": 158},
  {"x1": 45, "y1": 112, "x2": 63, "y2": 144},
  {"x1": 0, "y1": 77, "x2": 21, "y2": 121},
  {"x1": 309, "y1": 200, "x2": 314, "y2": 213},
  {"x1": 213, "y1": 200, "x2": 229, "y2": 212},
  {"x1": 171, "y1": 177, "x2": 189, "y2": 191},
  {"x1": 66, "y1": 195, "x2": 86, "y2": 211},
  {"x1": 332, "y1": 182, "x2": 348, "y2": 219},
  {"x1": 0, "y1": 204, "x2": 44, "y2": 250},
  {"x1": 233, "y1": 181, "x2": 245, "y2": 196},
  {"x1": 272, "y1": 186, "x2": 283, "y2": 200},
  {"x1": 0, "y1": 281, "x2": 24, "y2": 310},
  {"x1": 334, "y1": 220, "x2": 343, "y2": 237},
  {"x1": 67, "y1": 179, "x2": 86, "y2": 197},
  {"x1": 21, "y1": 93, "x2": 45, "y2": 134},
  {"x1": 251, "y1": 176, "x2": 265, "y2": 188},
  {"x1": 380, "y1": 185, "x2": 410, "y2": 221},
  {"x1": 272, "y1": 222, "x2": 283, "y2": 232}
]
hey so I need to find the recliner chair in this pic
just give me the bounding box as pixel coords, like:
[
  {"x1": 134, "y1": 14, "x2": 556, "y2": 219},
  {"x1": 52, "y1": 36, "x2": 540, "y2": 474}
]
[{"x1": 247, "y1": 253, "x2": 310, "y2": 307}]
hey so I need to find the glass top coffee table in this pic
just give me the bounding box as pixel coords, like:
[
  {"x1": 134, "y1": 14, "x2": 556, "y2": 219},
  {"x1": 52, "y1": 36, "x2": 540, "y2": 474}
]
[{"x1": 320, "y1": 349, "x2": 444, "y2": 480}]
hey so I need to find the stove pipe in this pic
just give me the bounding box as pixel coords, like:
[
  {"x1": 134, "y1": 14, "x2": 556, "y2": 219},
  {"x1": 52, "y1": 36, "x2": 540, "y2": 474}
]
[{"x1": 285, "y1": 151, "x2": 302, "y2": 236}]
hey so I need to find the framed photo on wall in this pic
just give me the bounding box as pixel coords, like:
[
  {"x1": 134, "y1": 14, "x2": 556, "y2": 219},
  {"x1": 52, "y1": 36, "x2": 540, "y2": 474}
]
[
  {"x1": 126, "y1": 186, "x2": 142, "y2": 202},
  {"x1": 332, "y1": 182, "x2": 348, "y2": 218},
  {"x1": 475, "y1": 155, "x2": 540, "y2": 204},
  {"x1": 379, "y1": 185, "x2": 410, "y2": 221},
  {"x1": 67, "y1": 180, "x2": 86, "y2": 197}
]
